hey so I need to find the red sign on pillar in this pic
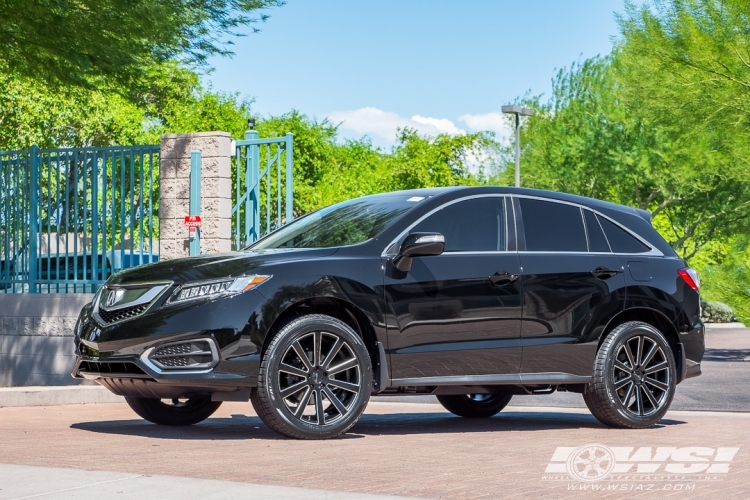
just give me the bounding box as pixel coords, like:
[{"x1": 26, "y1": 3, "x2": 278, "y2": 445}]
[{"x1": 184, "y1": 215, "x2": 202, "y2": 227}]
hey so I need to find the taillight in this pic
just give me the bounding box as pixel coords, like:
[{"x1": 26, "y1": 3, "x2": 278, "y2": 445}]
[{"x1": 678, "y1": 268, "x2": 700, "y2": 291}]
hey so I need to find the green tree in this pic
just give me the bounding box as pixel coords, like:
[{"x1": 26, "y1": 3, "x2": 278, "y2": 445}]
[
  {"x1": 253, "y1": 112, "x2": 495, "y2": 214},
  {"x1": 0, "y1": 64, "x2": 252, "y2": 150},
  {"x1": 0, "y1": 0, "x2": 282, "y2": 89},
  {"x1": 512, "y1": 55, "x2": 750, "y2": 260}
]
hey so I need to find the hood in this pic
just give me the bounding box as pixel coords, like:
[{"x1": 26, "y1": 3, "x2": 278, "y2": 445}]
[{"x1": 107, "y1": 248, "x2": 338, "y2": 286}]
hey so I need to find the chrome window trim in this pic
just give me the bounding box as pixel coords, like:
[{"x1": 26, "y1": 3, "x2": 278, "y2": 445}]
[
  {"x1": 512, "y1": 194, "x2": 663, "y2": 257},
  {"x1": 513, "y1": 251, "x2": 617, "y2": 255},
  {"x1": 582, "y1": 207, "x2": 613, "y2": 253},
  {"x1": 382, "y1": 192, "x2": 663, "y2": 258},
  {"x1": 92, "y1": 281, "x2": 173, "y2": 326},
  {"x1": 580, "y1": 207, "x2": 591, "y2": 252},
  {"x1": 424, "y1": 251, "x2": 516, "y2": 255},
  {"x1": 382, "y1": 194, "x2": 512, "y2": 257}
]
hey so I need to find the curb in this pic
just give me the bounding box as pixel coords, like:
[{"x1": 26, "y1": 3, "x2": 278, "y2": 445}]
[
  {"x1": 705, "y1": 322, "x2": 747, "y2": 330},
  {"x1": 0, "y1": 385, "x2": 123, "y2": 407}
]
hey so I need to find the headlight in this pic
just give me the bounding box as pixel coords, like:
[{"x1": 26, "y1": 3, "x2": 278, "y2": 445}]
[{"x1": 167, "y1": 275, "x2": 271, "y2": 305}]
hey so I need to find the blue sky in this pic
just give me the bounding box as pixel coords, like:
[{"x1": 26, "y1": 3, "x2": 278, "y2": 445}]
[{"x1": 205, "y1": 0, "x2": 631, "y2": 147}]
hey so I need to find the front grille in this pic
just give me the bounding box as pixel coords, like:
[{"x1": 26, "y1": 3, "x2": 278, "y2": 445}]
[
  {"x1": 149, "y1": 339, "x2": 217, "y2": 371},
  {"x1": 98, "y1": 304, "x2": 148, "y2": 324},
  {"x1": 78, "y1": 360, "x2": 148, "y2": 376}
]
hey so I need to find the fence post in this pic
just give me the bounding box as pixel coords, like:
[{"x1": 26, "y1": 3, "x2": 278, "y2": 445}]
[
  {"x1": 189, "y1": 151, "x2": 201, "y2": 255},
  {"x1": 28, "y1": 146, "x2": 38, "y2": 293},
  {"x1": 244, "y1": 130, "x2": 260, "y2": 244},
  {"x1": 159, "y1": 132, "x2": 232, "y2": 259},
  {"x1": 285, "y1": 133, "x2": 294, "y2": 225},
  {"x1": 91, "y1": 152, "x2": 99, "y2": 285}
]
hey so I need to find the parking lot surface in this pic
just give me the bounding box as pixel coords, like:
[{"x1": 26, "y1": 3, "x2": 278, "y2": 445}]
[
  {"x1": 1, "y1": 400, "x2": 748, "y2": 499},
  {"x1": 2, "y1": 327, "x2": 747, "y2": 499}
]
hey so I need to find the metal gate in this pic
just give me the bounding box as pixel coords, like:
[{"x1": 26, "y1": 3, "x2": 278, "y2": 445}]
[
  {"x1": 232, "y1": 131, "x2": 294, "y2": 249},
  {"x1": 0, "y1": 145, "x2": 160, "y2": 293}
]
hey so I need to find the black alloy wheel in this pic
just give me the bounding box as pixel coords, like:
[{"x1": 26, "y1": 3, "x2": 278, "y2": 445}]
[
  {"x1": 436, "y1": 393, "x2": 513, "y2": 418},
  {"x1": 251, "y1": 314, "x2": 372, "y2": 439},
  {"x1": 584, "y1": 321, "x2": 676, "y2": 428},
  {"x1": 125, "y1": 395, "x2": 222, "y2": 426}
]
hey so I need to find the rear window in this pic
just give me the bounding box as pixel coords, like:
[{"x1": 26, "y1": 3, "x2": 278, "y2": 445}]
[
  {"x1": 584, "y1": 210, "x2": 611, "y2": 252},
  {"x1": 597, "y1": 215, "x2": 651, "y2": 254},
  {"x1": 520, "y1": 198, "x2": 587, "y2": 252}
]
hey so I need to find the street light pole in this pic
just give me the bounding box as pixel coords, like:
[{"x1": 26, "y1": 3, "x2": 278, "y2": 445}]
[{"x1": 501, "y1": 105, "x2": 534, "y2": 187}]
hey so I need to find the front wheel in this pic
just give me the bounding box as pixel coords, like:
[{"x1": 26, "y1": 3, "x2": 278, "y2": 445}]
[
  {"x1": 251, "y1": 314, "x2": 372, "y2": 439},
  {"x1": 583, "y1": 321, "x2": 676, "y2": 428},
  {"x1": 437, "y1": 393, "x2": 513, "y2": 418},
  {"x1": 125, "y1": 395, "x2": 222, "y2": 426}
]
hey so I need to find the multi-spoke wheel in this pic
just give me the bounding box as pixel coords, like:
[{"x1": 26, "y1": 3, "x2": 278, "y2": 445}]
[
  {"x1": 584, "y1": 321, "x2": 676, "y2": 428},
  {"x1": 124, "y1": 395, "x2": 222, "y2": 426},
  {"x1": 437, "y1": 393, "x2": 513, "y2": 418},
  {"x1": 251, "y1": 314, "x2": 372, "y2": 439}
]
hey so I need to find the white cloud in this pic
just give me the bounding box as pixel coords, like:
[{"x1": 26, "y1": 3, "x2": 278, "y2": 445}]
[
  {"x1": 327, "y1": 107, "x2": 465, "y2": 144},
  {"x1": 411, "y1": 115, "x2": 465, "y2": 135},
  {"x1": 459, "y1": 112, "x2": 514, "y2": 144}
]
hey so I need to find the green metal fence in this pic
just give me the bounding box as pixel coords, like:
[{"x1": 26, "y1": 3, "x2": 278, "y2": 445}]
[
  {"x1": 0, "y1": 145, "x2": 160, "y2": 293},
  {"x1": 232, "y1": 131, "x2": 294, "y2": 249}
]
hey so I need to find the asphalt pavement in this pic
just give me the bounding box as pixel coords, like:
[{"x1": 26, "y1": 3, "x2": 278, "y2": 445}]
[{"x1": 1, "y1": 325, "x2": 746, "y2": 500}]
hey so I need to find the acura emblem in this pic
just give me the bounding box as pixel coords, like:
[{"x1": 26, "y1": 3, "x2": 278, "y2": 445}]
[{"x1": 105, "y1": 288, "x2": 125, "y2": 307}]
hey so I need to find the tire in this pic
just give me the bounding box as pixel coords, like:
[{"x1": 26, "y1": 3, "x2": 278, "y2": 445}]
[
  {"x1": 125, "y1": 395, "x2": 222, "y2": 426},
  {"x1": 251, "y1": 314, "x2": 373, "y2": 439},
  {"x1": 583, "y1": 321, "x2": 676, "y2": 429},
  {"x1": 436, "y1": 393, "x2": 513, "y2": 418}
]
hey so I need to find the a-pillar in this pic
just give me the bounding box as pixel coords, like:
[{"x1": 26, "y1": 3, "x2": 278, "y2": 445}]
[{"x1": 159, "y1": 132, "x2": 232, "y2": 259}]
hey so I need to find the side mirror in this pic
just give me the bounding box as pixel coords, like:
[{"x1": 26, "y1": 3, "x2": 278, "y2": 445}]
[{"x1": 394, "y1": 232, "x2": 445, "y2": 272}]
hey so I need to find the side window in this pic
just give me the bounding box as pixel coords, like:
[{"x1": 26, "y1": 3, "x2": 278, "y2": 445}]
[
  {"x1": 597, "y1": 216, "x2": 651, "y2": 254},
  {"x1": 519, "y1": 198, "x2": 587, "y2": 252},
  {"x1": 412, "y1": 198, "x2": 506, "y2": 252},
  {"x1": 584, "y1": 210, "x2": 611, "y2": 252}
]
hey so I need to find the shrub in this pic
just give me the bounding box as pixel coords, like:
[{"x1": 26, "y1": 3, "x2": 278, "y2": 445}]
[{"x1": 701, "y1": 299, "x2": 736, "y2": 323}]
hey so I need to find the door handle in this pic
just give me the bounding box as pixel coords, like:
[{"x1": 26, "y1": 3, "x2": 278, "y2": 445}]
[
  {"x1": 591, "y1": 266, "x2": 620, "y2": 280},
  {"x1": 489, "y1": 271, "x2": 519, "y2": 285}
]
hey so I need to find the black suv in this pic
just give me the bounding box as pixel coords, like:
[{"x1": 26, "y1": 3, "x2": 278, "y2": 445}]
[{"x1": 72, "y1": 187, "x2": 704, "y2": 439}]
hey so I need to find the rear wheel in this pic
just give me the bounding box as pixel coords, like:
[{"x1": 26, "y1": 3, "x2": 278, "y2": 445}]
[
  {"x1": 584, "y1": 321, "x2": 676, "y2": 428},
  {"x1": 125, "y1": 395, "x2": 222, "y2": 426},
  {"x1": 436, "y1": 393, "x2": 513, "y2": 418}
]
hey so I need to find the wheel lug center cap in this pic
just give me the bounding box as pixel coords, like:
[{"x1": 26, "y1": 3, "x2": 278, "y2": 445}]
[{"x1": 310, "y1": 369, "x2": 324, "y2": 385}]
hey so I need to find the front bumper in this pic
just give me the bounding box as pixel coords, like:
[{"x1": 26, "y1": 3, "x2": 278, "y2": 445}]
[{"x1": 71, "y1": 287, "x2": 270, "y2": 399}]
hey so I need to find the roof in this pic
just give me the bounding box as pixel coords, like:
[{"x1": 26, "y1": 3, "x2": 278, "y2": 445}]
[{"x1": 382, "y1": 186, "x2": 649, "y2": 220}]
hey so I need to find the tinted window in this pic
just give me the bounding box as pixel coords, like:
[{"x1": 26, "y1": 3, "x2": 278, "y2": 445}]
[
  {"x1": 413, "y1": 198, "x2": 506, "y2": 252},
  {"x1": 584, "y1": 210, "x2": 611, "y2": 252},
  {"x1": 520, "y1": 198, "x2": 587, "y2": 252},
  {"x1": 597, "y1": 216, "x2": 651, "y2": 254},
  {"x1": 251, "y1": 196, "x2": 418, "y2": 249}
]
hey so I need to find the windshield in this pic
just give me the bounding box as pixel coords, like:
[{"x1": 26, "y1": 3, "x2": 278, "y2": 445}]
[{"x1": 250, "y1": 195, "x2": 424, "y2": 250}]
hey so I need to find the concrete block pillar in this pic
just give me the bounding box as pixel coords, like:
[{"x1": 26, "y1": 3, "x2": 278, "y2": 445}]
[{"x1": 159, "y1": 132, "x2": 233, "y2": 259}]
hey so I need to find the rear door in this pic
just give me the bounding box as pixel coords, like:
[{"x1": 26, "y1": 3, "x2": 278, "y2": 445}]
[
  {"x1": 516, "y1": 197, "x2": 626, "y2": 377},
  {"x1": 384, "y1": 196, "x2": 523, "y2": 381}
]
